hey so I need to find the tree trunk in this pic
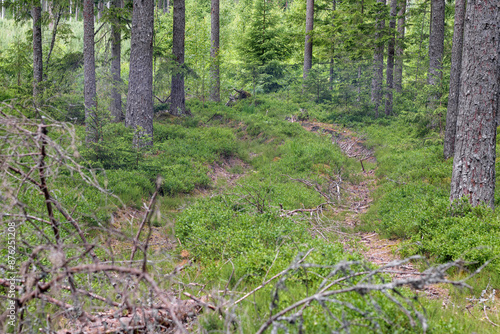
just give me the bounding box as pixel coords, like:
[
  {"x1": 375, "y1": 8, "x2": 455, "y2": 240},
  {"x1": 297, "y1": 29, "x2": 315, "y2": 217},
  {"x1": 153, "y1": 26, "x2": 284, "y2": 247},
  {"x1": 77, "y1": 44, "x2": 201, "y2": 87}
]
[
  {"x1": 209, "y1": 0, "x2": 220, "y2": 102},
  {"x1": 2, "y1": 1, "x2": 5, "y2": 19},
  {"x1": 302, "y1": 0, "x2": 314, "y2": 79},
  {"x1": 450, "y1": 0, "x2": 500, "y2": 209},
  {"x1": 384, "y1": 0, "x2": 397, "y2": 116},
  {"x1": 443, "y1": 0, "x2": 466, "y2": 160},
  {"x1": 75, "y1": 1, "x2": 79, "y2": 20},
  {"x1": 394, "y1": 0, "x2": 406, "y2": 92},
  {"x1": 329, "y1": 0, "x2": 336, "y2": 90},
  {"x1": 83, "y1": 0, "x2": 98, "y2": 143},
  {"x1": 170, "y1": 0, "x2": 186, "y2": 115},
  {"x1": 32, "y1": 4, "x2": 43, "y2": 104},
  {"x1": 126, "y1": 0, "x2": 154, "y2": 146},
  {"x1": 110, "y1": 0, "x2": 123, "y2": 122},
  {"x1": 428, "y1": 0, "x2": 445, "y2": 87},
  {"x1": 97, "y1": 0, "x2": 103, "y2": 21},
  {"x1": 371, "y1": 0, "x2": 386, "y2": 118},
  {"x1": 164, "y1": 0, "x2": 169, "y2": 14}
]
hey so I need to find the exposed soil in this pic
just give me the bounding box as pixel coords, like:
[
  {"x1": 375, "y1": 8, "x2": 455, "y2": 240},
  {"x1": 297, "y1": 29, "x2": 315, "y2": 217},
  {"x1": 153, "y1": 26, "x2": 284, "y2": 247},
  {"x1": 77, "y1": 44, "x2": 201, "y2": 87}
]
[
  {"x1": 298, "y1": 120, "x2": 450, "y2": 300},
  {"x1": 207, "y1": 156, "x2": 250, "y2": 189}
]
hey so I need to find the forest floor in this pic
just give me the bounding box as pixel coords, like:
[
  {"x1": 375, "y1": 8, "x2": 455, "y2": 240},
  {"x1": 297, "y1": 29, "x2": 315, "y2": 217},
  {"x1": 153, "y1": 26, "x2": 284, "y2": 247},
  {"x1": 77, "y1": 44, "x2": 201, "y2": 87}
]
[{"x1": 299, "y1": 120, "x2": 450, "y2": 301}]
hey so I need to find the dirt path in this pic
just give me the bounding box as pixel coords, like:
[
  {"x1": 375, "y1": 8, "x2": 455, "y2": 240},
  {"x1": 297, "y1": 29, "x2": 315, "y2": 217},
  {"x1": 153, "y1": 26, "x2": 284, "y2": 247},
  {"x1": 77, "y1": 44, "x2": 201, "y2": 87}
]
[{"x1": 300, "y1": 120, "x2": 449, "y2": 300}]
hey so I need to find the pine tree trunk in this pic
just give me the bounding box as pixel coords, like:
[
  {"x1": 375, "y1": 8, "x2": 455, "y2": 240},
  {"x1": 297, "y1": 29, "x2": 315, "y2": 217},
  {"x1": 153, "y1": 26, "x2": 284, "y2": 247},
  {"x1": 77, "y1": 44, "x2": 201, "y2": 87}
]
[
  {"x1": 428, "y1": 0, "x2": 445, "y2": 87},
  {"x1": 83, "y1": 0, "x2": 98, "y2": 143},
  {"x1": 394, "y1": 0, "x2": 406, "y2": 92},
  {"x1": 371, "y1": 0, "x2": 386, "y2": 118},
  {"x1": 302, "y1": 0, "x2": 314, "y2": 79},
  {"x1": 126, "y1": 0, "x2": 154, "y2": 146},
  {"x1": 209, "y1": 0, "x2": 220, "y2": 102},
  {"x1": 450, "y1": 0, "x2": 500, "y2": 209},
  {"x1": 329, "y1": 0, "x2": 336, "y2": 91},
  {"x1": 384, "y1": 0, "x2": 397, "y2": 116},
  {"x1": 32, "y1": 5, "x2": 43, "y2": 104},
  {"x1": 443, "y1": 0, "x2": 466, "y2": 160},
  {"x1": 170, "y1": 0, "x2": 186, "y2": 115},
  {"x1": 110, "y1": 0, "x2": 123, "y2": 122}
]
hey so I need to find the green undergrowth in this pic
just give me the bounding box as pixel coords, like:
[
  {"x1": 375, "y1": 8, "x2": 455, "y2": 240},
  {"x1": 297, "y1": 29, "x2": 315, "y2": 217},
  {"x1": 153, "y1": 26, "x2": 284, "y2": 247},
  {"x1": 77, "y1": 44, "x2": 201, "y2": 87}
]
[{"x1": 356, "y1": 117, "x2": 500, "y2": 284}]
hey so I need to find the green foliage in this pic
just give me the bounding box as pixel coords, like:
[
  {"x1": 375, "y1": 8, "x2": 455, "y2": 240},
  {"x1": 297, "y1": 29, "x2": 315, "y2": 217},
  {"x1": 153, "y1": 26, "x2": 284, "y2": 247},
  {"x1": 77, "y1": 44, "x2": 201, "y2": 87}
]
[{"x1": 362, "y1": 118, "x2": 500, "y2": 274}]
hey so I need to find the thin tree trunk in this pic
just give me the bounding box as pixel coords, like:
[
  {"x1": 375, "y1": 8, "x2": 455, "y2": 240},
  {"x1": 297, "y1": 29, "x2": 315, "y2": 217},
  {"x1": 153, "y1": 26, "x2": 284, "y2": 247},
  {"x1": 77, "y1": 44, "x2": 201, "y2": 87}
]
[
  {"x1": 450, "y1": 0, "x2": 500, "y2": 209},
  {"x1": 110, "y1": 0, "x2": 123, "y2": 122},
  {"x1": 443, "y1": 0, "x2": 466, "y2": 160},
  {"x1": 83, "y1": 0, "x2": 98, "y2": 143},
  {"x1": 32, "y1": 4, "x2": 43, "y2": 104},
  {"x1": 45, "y1": 6, "x2": 63, "y2": 72},
  {"x1": 75, "y1": 0, "x2": 79, "y2": 20},
  {"x1": 209, "y1": 0, "x2": 220, "y2": 102},
  {"x1": 384, "y1": 0, "x2": 397, "y2": 116},
  {"x1": 394, "y1": 0, "x2": 406, "y2": 92},
  {"x1": 371, "y1": 0, "x2": 386, "y2": 118},
  {"x1": 164, "y1": 0, "x2": 169, "y2": 14},
  {"x1": 2, "y1": 1, "x2": 5, "y2": 19},
  {"x1": 302, "y1": 0, "x2": 314, "y2": 79},
  {"x1": 329, "y1": 0, "x2": 336, "y2": 90},
  {"x1": 97, "y1": 0, "x2": 103, "y2": 21},
  {"x1": 428, "y1": 0, "x2": 445, "y2": 87},
  {"x1": 170, "y1": 0, "x2": 186, "y2": 115},
  {"x1": 126, "y1": 0, "x2": 154, "y2": 146}
]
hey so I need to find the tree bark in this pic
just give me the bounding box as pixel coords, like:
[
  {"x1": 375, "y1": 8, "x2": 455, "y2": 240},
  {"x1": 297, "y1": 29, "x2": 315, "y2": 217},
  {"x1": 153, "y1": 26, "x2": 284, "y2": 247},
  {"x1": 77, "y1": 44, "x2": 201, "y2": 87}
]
[
  {"x1": 394, "y1": 0, "x2": 406, "y2": 92},
  {"x1": 32, "y1": 4, "x2": 43, "y2": 104},
  {"x1": 110, "y1": 0, "x2": 123, "y2": 122},
  {"x1": 302, "y1": 0, "x2": 314, "y2": 79},
  {"x1": 450, "y1": 0, "x2": 500, "y2": 209},
  {"x1": 170, "y1": 0, "x2": 186, "y2": 115},
  {"x1": 443, "y1": 0, "x2": 466, "y2": 160},
  {"x1": 329, "y1": 0, "x2": 336, "y2": 90},
  {"x1": 209, "y1": 0, "x2": 220, "y2": 102},
  {"x1": 83, "y1": 0, "x2": 98, "y2": 143},
  {"x1": 428, "y1": 0, "x2": 445, "y2": 87},
  {"x1": 371, "y1": 0, "x2": 386, "y2": 118},
  {"x1": 384, "y1": 0, "x2": 397, "y2": 116},
  {"x1": 125, "y1": 0, "x2": 154, "y2": 146}
]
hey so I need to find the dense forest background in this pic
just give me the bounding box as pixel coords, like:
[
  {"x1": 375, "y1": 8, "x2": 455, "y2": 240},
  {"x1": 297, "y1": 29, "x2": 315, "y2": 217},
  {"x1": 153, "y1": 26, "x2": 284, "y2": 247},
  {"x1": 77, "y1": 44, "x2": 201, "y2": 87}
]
[{"x1": 1, "y1": 0, "x2": 500, "y2": 333}]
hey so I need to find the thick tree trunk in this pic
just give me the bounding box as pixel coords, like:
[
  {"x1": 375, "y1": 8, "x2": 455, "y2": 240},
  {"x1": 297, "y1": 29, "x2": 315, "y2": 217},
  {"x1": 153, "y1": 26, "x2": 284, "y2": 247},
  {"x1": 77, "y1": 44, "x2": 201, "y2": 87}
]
[
  {"x1": 371, "y1": 0, "x2": 386, "y2": 118},
  {"x1": 170, "y1": 0, "x2": 186, "y2": 115},
  {"x1": 32, "y1": 5, "x2": 43, "y2": 104},
  {"x1": 302, "y1": 0, "x2": 314, "y2": 79},
  {"x1": 450, "y1": 0, "x2": 500, "y2": 209},
  {"x1": 384, "y1": 0, "x2": 397, "y2": 116},
  {"x1": 443, "y1": 0, "x2": 466, "y2": 160},
  {"x1": 209, "y1": 0, "x2": 220, "y2": 102},
  {"x1": 428, "y1": 0, "x2": 445, "y2": 87},
  {"x1": 110, "y1": 0, "x2": 123, "y2": 122},
  {"x1": 394, "y1": 0, "x2": 406, "y2": 92},
  {"x1": 83, "y1": 0, "x2": 98, "y2": 143},
  {"x1": 126, "y1": 0, "x2": 154, "y2": 146}
]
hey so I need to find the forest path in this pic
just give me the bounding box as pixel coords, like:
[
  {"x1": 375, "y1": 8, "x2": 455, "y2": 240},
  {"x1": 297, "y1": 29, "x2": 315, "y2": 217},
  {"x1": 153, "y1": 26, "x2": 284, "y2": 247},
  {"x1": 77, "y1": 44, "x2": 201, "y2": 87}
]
[{"x1": 299, "y1": 120, "x2": 449, "y2": 300}]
